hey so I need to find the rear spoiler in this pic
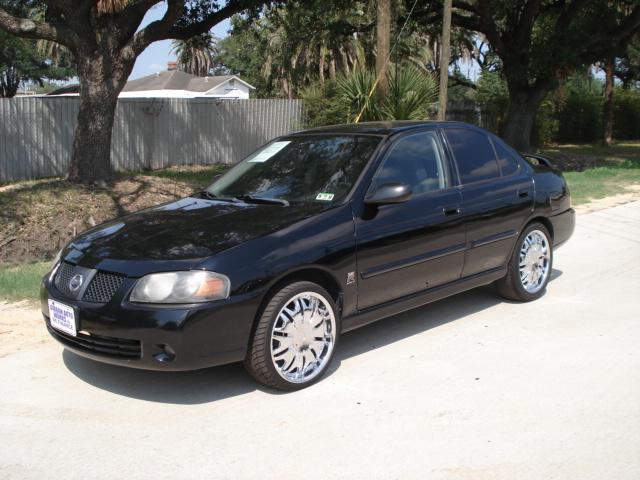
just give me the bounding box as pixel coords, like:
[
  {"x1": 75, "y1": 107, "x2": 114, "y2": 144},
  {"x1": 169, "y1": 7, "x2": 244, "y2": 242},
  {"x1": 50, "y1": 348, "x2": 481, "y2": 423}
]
[{"x1": 521, "y1": 153, "x2": 554, "y2": 169}]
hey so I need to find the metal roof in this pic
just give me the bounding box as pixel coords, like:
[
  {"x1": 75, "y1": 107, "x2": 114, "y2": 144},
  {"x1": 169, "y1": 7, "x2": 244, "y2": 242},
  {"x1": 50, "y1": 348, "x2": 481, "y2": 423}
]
[{"x1": 122, "y1": 70, "x2": 255, "y2": 93}]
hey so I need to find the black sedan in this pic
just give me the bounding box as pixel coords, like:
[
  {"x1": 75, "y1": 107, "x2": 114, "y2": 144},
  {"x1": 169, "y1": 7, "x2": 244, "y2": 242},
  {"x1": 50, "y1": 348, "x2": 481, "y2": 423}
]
[{"x1": 42, "y1": 121, "x2": 575, "y2": 390}]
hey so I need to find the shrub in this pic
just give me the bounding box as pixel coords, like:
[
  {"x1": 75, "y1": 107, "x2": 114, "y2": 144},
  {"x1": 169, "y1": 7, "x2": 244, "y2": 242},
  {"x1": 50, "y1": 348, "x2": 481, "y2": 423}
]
[
  {"x1": 555, "y1": 76, "x2": 602, "y2": 143},
  {"x1": 301, "y1": 65, "x2": 439, "y2": 127},
  {"x1": 613, "y1": 88, "x2": 640, "y2": 140}
]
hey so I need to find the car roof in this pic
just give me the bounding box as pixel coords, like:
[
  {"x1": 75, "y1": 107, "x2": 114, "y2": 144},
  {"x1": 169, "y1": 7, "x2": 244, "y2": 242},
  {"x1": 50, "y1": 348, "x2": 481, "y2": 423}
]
[{"x1": 289, "y1": 120, "x2": 476, "y2": 136}]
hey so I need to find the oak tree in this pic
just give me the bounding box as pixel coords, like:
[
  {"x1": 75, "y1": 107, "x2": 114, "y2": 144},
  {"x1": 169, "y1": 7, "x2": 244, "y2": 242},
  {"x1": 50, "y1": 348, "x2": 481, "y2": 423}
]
[{"x1": 0, "y1": 0, "x2": 269, "y2": 183}]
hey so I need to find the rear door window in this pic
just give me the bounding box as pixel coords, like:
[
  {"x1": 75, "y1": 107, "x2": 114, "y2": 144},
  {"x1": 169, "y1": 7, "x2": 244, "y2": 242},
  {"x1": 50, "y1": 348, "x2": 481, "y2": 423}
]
[{"x1": 444, "y1": 128, "x2": 500, "y2": 184}]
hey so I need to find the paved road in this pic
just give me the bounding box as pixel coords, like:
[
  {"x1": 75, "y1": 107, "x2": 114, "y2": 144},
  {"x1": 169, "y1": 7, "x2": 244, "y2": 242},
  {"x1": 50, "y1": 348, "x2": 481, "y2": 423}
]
[{"x1": 2, "y1": 202, "x2": 640, "y2": 480}]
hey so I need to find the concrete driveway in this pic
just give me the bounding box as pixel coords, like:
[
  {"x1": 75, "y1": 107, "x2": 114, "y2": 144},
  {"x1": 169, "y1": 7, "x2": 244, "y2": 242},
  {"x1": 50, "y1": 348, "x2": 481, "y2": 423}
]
[{"x1": 1, "y1": 202, "x2": 639, "y2": 480}]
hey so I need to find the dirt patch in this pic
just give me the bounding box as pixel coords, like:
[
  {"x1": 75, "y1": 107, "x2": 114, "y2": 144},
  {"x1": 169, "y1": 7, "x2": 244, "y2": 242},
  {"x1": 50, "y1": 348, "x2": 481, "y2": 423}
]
[
  {"x1": 574, "y1": 184, "x2": 640, "y2": 214},
  {"x1": 539, "y1": 152, "x2": 606, "y2": 172},
  {"x1": 540, "y1": 145, "x2": 639, "y2": 171},
  {"x1": 0, "y1": 301, "x2": 47, "y2": 358},
  {"x1": 0, "y1": 171, "x2": 215, "y2": 264}
]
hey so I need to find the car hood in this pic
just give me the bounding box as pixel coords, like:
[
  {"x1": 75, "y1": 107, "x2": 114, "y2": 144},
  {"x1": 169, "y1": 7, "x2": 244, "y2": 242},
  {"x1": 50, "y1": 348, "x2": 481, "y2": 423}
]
[{"x1": 65, "y1": 197, "x2": 326, "y2": 268}]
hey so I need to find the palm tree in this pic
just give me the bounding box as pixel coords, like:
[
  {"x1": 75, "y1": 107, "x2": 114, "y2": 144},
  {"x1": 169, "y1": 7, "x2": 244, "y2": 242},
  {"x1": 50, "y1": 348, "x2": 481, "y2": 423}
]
[
  {"x1": 259, "y1": 3, "x2": 371, "y2": 97},
  {"x1": 171, "y1": 33, "x2": 219, "y2": 77},
  {"x1": 336, "y1": 65, "x2": 439, "y2": 122}
]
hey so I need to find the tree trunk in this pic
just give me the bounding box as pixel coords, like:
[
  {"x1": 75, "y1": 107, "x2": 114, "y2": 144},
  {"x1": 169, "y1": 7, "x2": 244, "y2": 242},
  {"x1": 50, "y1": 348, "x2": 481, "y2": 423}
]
[
  {"x1": 0, "y1": 68, "x2": 20, "y2": 98},
  {"x1": 437, "y1": 0, "x2": 453, "y2": 120},
  {"x1": 318, "y1": 44, "x2": 325, "y2": 84},
  {"x1": 68, "y1": 51, "x2": 132, "y2": 183},
  {"x1": 375, "y1": 0, "x2": 391, "y2": 97},
  {"x1": 502, "y1": 86, "x2": 547, "y2": 152},
  {"x1": 602, "y1": 55, "x2": 615, "y2": 146}
]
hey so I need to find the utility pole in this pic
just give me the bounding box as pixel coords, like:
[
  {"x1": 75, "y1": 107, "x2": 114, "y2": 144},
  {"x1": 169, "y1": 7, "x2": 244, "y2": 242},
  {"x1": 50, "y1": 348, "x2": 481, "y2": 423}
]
[
  {"x1": 376, "y1": 0, "x2": 391, "y2": 97},
  {"x1": 437, "y1": 0, "x2": 452, "y2": 120}
]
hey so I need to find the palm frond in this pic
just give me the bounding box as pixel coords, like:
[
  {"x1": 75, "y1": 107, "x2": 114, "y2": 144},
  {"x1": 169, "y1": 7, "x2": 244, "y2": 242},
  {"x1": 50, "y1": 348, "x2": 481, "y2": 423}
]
[
  {"x1": 171, "y1": 34, "x2": 219, "y2": 77},
  {"x1": 96, "y1": 0, "x2": 130, "y2": 14}
]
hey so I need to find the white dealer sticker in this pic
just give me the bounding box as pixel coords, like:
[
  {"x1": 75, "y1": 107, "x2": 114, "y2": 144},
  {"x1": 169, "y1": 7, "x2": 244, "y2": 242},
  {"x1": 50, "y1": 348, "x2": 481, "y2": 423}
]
[
  {"x1": 248, "y1": 141, "x2": 291, "y2": 163},
  {"x1": 316, "y1": 192, "x2": 335, "y2": 201}
]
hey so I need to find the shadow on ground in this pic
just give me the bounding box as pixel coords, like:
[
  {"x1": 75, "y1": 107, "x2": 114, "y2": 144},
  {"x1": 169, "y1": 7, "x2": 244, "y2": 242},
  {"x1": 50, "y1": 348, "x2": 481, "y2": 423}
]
[{"x1": 63, "y1": 270, "x2": 563, "y2": 404}]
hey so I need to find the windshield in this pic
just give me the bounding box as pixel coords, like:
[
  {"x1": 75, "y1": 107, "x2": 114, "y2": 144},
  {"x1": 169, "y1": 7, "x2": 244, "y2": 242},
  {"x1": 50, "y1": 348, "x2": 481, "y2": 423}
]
[{"x1": 206, "y1": 135, "x2": 381, "y2": 205}]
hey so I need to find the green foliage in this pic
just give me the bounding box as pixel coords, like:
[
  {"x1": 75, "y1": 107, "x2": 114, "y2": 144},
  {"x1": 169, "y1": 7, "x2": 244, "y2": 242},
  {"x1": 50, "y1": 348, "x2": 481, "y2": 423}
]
[
  {"x1": 171, "y1": 33, "x2": 218, "y2": 77},
  {"x1": 532, "y1": 96, "x2": 558, "y2": 147},
  {"x1": 219, "y1": 0, "x2": 477, "y2": 100},
  {"x1": 0, "y1": 29, "x2": 73, "y2": 97},
  {"x1": 474, "y1": 71, "x2": 508, "y2": 107},
  {"x1": 472, "y1": 71, "x2": 509, "y2": 133},
  {"x1": 613, "y1": 88, "x2": 640, "y2": 140},
  {"x1": 216, "y1": 16, "x2": 276, "y2": 96},
  {"x1": 532, "y1": 73, "x2": 640, "y2": 145},
  {"x1": 382, "y1": 65, "x2": 439, "y2": 120},
  {"x1": 336, "y1": 69, "x2": 379, "y2": 122},
  {"x1": 555, "y1": 75, "x2": 603, "y2": 143},
  {"x1": 300, "y1": 80, "x2": 349, "y2": 127},
  {"x1": 302, "y1": 65, "x2": 438, "y2": 127}
]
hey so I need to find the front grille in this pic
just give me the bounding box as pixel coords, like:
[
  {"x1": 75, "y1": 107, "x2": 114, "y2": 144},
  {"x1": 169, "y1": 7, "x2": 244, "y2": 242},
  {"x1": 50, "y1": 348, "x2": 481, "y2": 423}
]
[
  {"x1": 83, "y1": 272, "x2": 126, "y2": 303},
  {"x1": 54, "y1": 262, "x2": 126, "y2": 303},
  {"x1": 47, "y1": 323, "x2": 142, "y2": 359},
  {"x1": 54, "y1": 262, "x2": 75, "y2": 297}
]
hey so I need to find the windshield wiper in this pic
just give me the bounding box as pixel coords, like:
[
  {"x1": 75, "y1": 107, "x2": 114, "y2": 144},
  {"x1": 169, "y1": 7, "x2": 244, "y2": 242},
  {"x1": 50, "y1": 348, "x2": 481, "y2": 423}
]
[
  {"x1": 234, "y1": 195, "x2": 290, "y2": 207},
  {"x1": 195, "y1": 191, "x2": 240, "y2": 203}
]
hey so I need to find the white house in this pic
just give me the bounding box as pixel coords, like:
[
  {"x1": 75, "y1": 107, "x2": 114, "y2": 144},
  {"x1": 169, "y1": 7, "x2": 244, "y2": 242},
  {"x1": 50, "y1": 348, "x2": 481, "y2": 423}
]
[
  {"x1": 48, "y1": 62, "x2": 255, "y2": 99},
  {"x1": 120, "y1": 63, "x2": 255, "y2": 99}
]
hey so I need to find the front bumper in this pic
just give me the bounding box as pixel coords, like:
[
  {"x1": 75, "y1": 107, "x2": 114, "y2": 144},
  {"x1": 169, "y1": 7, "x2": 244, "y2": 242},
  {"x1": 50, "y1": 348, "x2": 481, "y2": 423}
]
[{"x1": 41, "y1": 276, "x2": 262, "y2": 371}]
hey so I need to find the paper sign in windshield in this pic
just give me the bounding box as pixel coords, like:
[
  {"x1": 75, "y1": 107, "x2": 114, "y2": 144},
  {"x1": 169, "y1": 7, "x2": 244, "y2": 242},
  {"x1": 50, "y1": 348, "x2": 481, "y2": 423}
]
[
  {"x1": 248, "y1": 141, "x2": 291, "y2": 163},
  {"x1": 316, "y1": 192, "x2": 335, "y2": 201}
]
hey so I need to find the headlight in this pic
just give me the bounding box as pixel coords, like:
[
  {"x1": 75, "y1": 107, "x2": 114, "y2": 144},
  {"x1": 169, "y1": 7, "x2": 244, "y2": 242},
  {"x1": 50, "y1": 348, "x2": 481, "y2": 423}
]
[{"x1": 130, "y1": 271, "x2": 230, "y2": 304}]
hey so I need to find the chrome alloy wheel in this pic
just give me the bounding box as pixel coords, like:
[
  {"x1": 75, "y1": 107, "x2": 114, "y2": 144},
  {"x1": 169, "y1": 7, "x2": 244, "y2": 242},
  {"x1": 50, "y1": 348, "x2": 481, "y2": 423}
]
[
  {"x1": 519, "y1": 229, "x2": 551, "y2": 294},
  {"x1": 270, "y1": 291, "x2": 336, "y2": 384}
]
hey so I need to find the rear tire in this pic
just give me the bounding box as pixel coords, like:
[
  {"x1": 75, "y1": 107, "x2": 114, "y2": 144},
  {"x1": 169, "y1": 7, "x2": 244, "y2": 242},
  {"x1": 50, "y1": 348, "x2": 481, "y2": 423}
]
[
  {"x1": 244, "y1": 281, "x2": 339, "y2": 391},
  {"x1": 496, "y1": 222, "x2": 553, "y2": 302}
]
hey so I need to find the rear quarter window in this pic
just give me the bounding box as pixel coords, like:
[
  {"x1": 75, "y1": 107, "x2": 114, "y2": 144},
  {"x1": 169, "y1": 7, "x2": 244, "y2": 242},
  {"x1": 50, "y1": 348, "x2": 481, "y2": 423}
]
[
  {"x1": 444, "y1": 128, "x2": 500, "y2": 184},
  {"x1": 491, "y1": 137, "x2": 521, "y2": 176}
]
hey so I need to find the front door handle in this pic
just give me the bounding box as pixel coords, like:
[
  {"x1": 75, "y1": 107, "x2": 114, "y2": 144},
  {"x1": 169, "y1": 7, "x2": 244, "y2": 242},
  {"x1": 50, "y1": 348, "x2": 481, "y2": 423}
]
[
  {"x1": 517, "y1": 190, "x2": 530, "y2": 198},
  {"x1": 443, "y1": 206, "x2": 461, "y2": 216}
]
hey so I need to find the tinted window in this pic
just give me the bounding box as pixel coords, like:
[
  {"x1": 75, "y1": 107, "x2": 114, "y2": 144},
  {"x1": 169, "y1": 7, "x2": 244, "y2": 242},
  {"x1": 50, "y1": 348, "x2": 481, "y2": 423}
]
[
  {"x1": 492, "y1": 137, "x2": 520, "y2": 176},
  {"x1": 374, "y1": 132, "x2": 447, "y2": 195},
  {"x1": 208, "y1": 135, "x2": 380, "y2": 204},
  {"x1": 445, "y1": 128, "x2": 500, "y2": 184}
]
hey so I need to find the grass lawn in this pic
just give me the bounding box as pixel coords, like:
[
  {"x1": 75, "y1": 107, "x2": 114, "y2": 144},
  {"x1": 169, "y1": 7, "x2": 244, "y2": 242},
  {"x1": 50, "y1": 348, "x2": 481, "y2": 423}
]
[
  {"x1": 540, "y1": 141, "x2": 640, "y2": 205},
  {"x1": 0, "y1": 262, "x2": 49, "y2": 303}
]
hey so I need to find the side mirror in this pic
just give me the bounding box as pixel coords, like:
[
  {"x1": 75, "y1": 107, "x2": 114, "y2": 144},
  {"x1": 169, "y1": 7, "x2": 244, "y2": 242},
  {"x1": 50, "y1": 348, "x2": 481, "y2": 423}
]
[{"x1": 364, "y1": 182, "x2": 412, "y2": 206}]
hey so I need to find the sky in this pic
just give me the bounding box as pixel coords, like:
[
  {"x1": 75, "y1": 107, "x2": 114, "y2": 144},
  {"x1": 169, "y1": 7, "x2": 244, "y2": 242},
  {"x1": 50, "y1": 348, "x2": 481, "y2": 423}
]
[{"x1": 130, "y1": 4, "x2": 231, "y2": 80}]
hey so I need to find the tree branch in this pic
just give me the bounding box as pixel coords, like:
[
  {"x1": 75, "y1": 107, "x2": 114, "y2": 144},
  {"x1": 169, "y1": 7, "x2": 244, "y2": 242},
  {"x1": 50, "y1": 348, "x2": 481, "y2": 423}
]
[
  {"x1": 126, "y1": 0, "x2": 185, "y2": 58},
  {"x1": 0, "y1": 7, "x2": 78, "y2": 47},
  {"x1": 128, "y1": 0, "x2": 262, "y2": 57},
  {"x1": 513, "y1": 0, "x2": 542, "y2": 49}
]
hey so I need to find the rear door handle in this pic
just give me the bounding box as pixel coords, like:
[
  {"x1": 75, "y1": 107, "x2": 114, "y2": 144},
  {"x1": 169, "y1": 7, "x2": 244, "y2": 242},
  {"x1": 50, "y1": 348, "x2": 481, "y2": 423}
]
[
  {"x1": 517, "y1": 190, "x2": 529, "y2": 198},
  {"x1": 443, "y1": 206, "x2": 461, "y2": 216}
]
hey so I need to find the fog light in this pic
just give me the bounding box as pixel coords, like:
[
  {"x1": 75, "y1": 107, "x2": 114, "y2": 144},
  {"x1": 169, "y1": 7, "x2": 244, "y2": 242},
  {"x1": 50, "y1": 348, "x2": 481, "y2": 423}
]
[{"x1": 153, "y1": 344, "x2": 176, "y2": 363}]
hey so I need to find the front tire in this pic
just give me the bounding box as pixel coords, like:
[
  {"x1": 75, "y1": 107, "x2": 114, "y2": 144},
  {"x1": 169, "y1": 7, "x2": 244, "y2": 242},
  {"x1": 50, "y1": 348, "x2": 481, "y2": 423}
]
[
  {"x1": 244, "y1": 281, "x2": 339, "y2": 391},
  {"x1": 496, "y1": 222, "x2": 553, "y2": 302}
]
